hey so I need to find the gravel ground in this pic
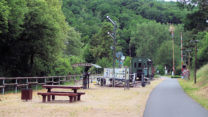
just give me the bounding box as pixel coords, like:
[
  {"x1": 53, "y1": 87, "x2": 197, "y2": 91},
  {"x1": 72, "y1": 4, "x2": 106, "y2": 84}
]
[{"x1": 0, "y1": 78, "x2": 162, "y2": 117}]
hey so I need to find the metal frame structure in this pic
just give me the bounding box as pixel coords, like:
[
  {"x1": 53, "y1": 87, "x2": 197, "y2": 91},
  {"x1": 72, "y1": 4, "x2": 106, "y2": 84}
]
[{"x1": 107, "y1": 16, "x2": 117, "y2": 87}]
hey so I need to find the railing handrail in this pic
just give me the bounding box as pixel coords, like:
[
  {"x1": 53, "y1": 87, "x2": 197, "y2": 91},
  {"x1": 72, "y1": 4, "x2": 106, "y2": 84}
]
[
  {"x1": 0, "y1": 75, "x2": 84, "y2": 80},
  {"x1": 0, "y1": 74, "x2": 89, "y2": 94}
]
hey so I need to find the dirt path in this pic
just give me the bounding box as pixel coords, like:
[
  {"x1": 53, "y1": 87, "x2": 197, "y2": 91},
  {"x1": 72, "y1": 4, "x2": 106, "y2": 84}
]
[{"x1": 0, "y1": 78, "x2": 162, "y2": 117}]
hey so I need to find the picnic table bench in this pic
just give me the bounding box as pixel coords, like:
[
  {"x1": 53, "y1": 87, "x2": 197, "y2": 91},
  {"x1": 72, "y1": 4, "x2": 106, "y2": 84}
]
[{"x1": 38, "y1": 85, "x2": 85, "y2": 103}]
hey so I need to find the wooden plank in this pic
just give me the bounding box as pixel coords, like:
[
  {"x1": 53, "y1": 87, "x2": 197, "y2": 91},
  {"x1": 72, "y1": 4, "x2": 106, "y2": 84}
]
[
  {"x1": 0, "y1": 85, "x2": 5, "y2": 88},
  {"x1": 17, "y1": 84, "x2": 28, "y2": 87},
  {"x1": 37, "y1": 92, "x2": 78, "y2": 96},
  {"x1": 42, "y1": 85, "x2": 82, "y2": 89},
  {"x1": 4, "y1": 83, "x2": 17, "y2": 86},
  {"x1": 28, "y1": 82, "x2": 38, "y2": 84}
]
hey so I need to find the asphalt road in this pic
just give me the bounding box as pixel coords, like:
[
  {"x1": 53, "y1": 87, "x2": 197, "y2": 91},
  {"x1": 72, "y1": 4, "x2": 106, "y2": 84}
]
[{"x1": 143, "y1": 78, "x2": 208, "y2": 117}]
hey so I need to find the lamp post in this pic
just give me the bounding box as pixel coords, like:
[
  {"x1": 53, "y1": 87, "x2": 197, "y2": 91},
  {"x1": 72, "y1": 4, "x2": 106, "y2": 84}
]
[
  {"x1": 169, "y1": 24, "x2": 175, "y2": 76},
  {"x1": 107, "y1": 16, "x2": 117, "y2": 87}
]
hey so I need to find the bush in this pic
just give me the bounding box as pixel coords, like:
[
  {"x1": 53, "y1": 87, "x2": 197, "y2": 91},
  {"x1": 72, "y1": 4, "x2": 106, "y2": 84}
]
[
  {"x1": 171, "y1": 75, "x2": 181, "y2": 78},
  {"x1": 175, "y1": 65, "x2": 182, "y2": 75},
  {"x1": 156, "y1": 65, "x2": 165, "y2": 75},
  {"x1": 50, "y1": 55, "x2": 84, "y2": 76}
]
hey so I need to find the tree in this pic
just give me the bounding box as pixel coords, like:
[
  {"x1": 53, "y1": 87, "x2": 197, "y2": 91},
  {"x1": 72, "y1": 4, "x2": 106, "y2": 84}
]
[
  {"x1": 156, "y1": 40, "x2": 180, "y2": 71},
  {"x1": 0, "y1": 0, "x2": 70, "y2": 76},
  {"x1": 89, "y1": 22, "x2": 113, "y2": 61},
  {"x1": 178, "y1": 0, "x2": 208, "y2": 31},
  {"x1": 130, "y1": 21, "x2": 170, "y2": 60},
  {"x1": 0, "y1": 0, "x2": 28, "y2": 76},
  {"x1": 197, "y1": 32, "x2": 208, "y2": 68},
  {"x1": 65, "y1": 27, "x2": 83, "y2": 56}
]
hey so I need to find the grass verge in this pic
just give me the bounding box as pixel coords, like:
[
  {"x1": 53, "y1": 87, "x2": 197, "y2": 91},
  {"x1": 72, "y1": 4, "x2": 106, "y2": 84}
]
[{"x1": 178, "y1": 64, "x2": 208, "y2": 110}]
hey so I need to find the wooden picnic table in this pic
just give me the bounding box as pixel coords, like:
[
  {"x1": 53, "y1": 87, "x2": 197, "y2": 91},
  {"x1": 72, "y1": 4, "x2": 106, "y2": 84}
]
[
  {"x1": 42, "y1": 85, "x2": 82, "y2": 93},
  {"x1": 38, "y1": 85, "x2": 85, "y2": 103}
]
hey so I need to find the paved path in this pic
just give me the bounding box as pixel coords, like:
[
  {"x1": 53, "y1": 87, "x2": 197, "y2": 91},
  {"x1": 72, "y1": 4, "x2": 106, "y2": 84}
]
[{"x1": 144, "y1": 78, "x2": 208, "y2": 117}]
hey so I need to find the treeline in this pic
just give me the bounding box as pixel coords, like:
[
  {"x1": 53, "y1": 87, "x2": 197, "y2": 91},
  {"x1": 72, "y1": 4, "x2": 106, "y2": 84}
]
[
  {"x1": 0, "y1": 0, "x2": 207, "y2": 76},
  {"x1": 0, "y1": 0, "x2": 83, "y2": 76},
  {"x1": 62, "y1": 0, "x2": 192, "y2": 73}
]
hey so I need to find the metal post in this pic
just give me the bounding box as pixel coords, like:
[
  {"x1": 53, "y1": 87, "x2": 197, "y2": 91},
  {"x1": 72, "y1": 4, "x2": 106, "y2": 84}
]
[
  {"x1": 107, "y1": 16, "x2": 117, "y2": 87},
  {"x1": 172, "y1": 34, "x2": 175, "y2": 75},
  {"x1": 169, "y1": 24, "x2": 175, "y2": 75}
]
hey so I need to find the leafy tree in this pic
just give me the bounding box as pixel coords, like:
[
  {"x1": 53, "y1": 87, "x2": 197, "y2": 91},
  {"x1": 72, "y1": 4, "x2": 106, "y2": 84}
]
[
  {"x1": 0, "y1": 0, "x2": 28, "y2": 76},
  {"x1": 123, "y1": 56, "x2": 131, "y2": 67},
  {"x1": 178, "y1": 0, "x2": 208, "y2": 31},
  {"x1": 130, "y1": 21, "x2": 170, "y2": 60},
  {"x1": 65, "y1": 27, "x2": 83, "y2": 56},
  {"x1": 156, "y1": 40, "x2": 180, "y2": 71},
  {"x1": 197, "y1": 32, "x2": 208, "y2": 68},
  {"x1": 0, "y1": 0, "x2": 71, "y2": 76},
  {"x1": 89, "y1": 22, "x2": 113, "y2": 61}
]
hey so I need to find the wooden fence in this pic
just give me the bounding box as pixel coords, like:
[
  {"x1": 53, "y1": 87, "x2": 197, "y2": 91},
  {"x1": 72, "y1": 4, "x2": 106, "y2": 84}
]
[
  {"x1": 0, "y1": 75, "x2": 84, "y2": 94},
  {"x1": 0, "y1": 74, "x2": 101, "y2": 94}
]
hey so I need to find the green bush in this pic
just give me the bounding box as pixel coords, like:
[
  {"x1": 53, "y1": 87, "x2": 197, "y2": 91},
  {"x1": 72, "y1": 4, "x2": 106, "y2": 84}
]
[
  {"x1": 175, "y1": 65, "x2": 182, "y2": 75},
  {"x1": 50, "y1": 55, "x2": 84, "y2": 76},
  {"x1": 156, "y1": 65, "x2": 165, "y2": 75},
  {"x1": 171, "y1": 75, "x2": 181, "y2": 78}
]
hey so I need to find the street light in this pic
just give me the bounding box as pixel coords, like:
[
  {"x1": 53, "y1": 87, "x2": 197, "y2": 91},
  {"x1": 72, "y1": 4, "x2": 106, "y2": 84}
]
[
  {"x1": 107, "y1": 16, "x2": 117, "y2": 87},
  {"x1": 169, "y1": 24, "x2": 175, "y2": 76}
]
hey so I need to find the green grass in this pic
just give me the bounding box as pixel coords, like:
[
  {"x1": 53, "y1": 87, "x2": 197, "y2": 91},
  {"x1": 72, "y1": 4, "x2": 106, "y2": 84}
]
[
  {"x1": 171, "y1": 75, "x2": 181, "y2": 78},
  {"x1": 178, "y1": 64, "x2": 208, "y2": 110}
]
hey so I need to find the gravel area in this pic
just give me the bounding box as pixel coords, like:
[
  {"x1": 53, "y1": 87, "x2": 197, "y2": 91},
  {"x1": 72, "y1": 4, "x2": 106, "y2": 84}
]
[{"x1": 0, "y1": 78, "x2": 162, "y2": 117}]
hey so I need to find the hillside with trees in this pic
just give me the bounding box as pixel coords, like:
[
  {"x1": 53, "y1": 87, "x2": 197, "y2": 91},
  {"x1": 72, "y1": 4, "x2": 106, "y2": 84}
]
[{"x1": 0, "y1": 0, "x2": 207, "y2": 76}]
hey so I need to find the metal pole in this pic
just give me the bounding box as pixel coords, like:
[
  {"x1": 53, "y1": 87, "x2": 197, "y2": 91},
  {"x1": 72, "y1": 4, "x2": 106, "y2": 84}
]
[
  {"x1": 172, "y1": 32, "x2": 175, "y2": 75},
  {"x1": 107, "y1": 16, "x2": 117, "y2": 87},
  {"x1": 113, "y1": 23, "x2": 117, "y2": 87}
]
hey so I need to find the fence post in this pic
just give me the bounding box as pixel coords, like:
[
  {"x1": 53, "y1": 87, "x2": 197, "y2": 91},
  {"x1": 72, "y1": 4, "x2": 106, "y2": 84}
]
[
  {"x1": 52, "y1": 77, "x2": 54, "y2": 85},
  {"x1": 26, "y1": 78, "x2": 28, "y2": 89},
  {"x1": 36, "y1": 78, "x2": 38, "y2": 90},
  {"x1": 2, "y1": 79, "x2": 5, "y2": 94},
  {"x1": 15, "y1": 79, "x2": 18, "y2": 93},
  {"x1": 44, "y1": 77, "x2": 46, "y2": 85}
]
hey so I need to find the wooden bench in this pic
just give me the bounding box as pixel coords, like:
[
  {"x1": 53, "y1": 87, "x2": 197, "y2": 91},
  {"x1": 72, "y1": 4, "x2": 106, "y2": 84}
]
[
  {"x1": 37, "y1": 92, "x2": 78, "y2": 103},
  {"x1": 50, "y1": 91, "x2": 85, "y2": 101}
]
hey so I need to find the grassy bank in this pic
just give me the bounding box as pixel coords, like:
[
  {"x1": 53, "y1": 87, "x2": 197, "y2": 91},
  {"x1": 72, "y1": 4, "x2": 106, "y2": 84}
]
[{"x1": 178, "y1": 64, "x2": 208, "y2": 110}]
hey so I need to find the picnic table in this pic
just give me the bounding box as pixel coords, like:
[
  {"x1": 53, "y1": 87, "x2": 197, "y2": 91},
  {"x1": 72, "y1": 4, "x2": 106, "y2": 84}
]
[
  {"x1": 38, "y1": 85, "x2": 85, "y2": 103},
  {"x1": 42, "y1": 85, "x2": 82, "y2": 93}
]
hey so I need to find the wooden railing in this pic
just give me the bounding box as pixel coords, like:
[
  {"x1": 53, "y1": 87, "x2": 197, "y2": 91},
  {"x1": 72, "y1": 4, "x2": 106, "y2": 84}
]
[
  {"x1": 0, "y1": 75, "x2": 83, "y2": 94},
  {"x1": 0, "y1": 74, "x2": 102, "y2": 94}
]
